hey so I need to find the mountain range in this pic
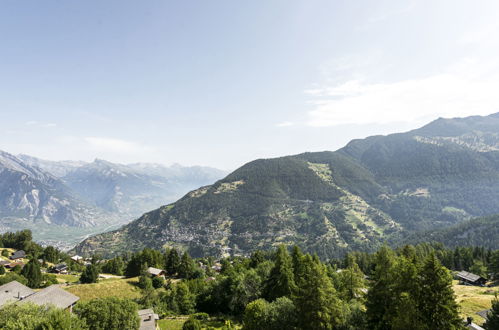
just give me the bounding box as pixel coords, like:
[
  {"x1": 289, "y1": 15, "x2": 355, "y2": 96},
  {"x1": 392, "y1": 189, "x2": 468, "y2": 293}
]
[
  {"x1": 74, "y1": 113, "x2": 499, "y2": 258},
  {"x1": 0, "y1": 152, "x2": 227, "y2": 247}
]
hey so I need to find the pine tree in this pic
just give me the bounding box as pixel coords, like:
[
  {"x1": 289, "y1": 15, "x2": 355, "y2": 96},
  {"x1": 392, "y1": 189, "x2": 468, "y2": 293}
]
[
  {"x1": 21, "y1": 258, "x2": 42, "y2": 288},
  {"x1": 263, "y1": 245, "x2": 296, "y2": 301},
  {"x1": 293, "y1": 255, "x2": 344, "y2": 329},
  {"x1": 417, "y1": 253, "x2": 462, "y2": 329},
  {"x1": 166, "y1": 248, "x2": 180, "y2": 276},
  {"x1": 80, "y1": 264, "x2": 99, "y2": 284},
  {"x1": 484, "y1": 295, "x2": 499, "y2": 330},
  {"x1": 178, "y1": 252, "x2": 195, "y2": 279},
  {"x1": 365, "y1": 246, "x2": 397, "y2": 330}
]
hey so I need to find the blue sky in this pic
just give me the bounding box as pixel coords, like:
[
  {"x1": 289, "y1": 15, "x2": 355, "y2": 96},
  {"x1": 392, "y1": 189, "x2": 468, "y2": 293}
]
[{"x1": 1, "y1": 0, "x2": 499, "y2": 170}]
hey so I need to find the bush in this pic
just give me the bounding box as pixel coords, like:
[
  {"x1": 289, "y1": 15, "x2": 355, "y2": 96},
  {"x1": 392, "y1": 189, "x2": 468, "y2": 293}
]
[
  {"x1": 152, "y1": 276, "x2": 165, "y2": 289},
  {"x1": 74, "y1": 297, "x2": 140, "y2": 330},
  {"x1": 1, "y1": 249, "x2": 8, "y2": 257},
  {"x1": 0, "y1": 265, "x2": 5, "y2": 275},
  {"x1": 0, "y1": 272, "x2": 28, "y2": 286},
  {"x1": 192, "y1": 312, "x2": 209, "y2": 320},
  {"x1": 183, "y1": 318, "x2": 202, "y2": 330}
]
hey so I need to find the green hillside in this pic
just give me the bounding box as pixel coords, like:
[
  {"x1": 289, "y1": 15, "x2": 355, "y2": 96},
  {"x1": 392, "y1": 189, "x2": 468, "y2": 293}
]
[{"x1": 74, "y1": 113, "x2": 499, "y2": 258}]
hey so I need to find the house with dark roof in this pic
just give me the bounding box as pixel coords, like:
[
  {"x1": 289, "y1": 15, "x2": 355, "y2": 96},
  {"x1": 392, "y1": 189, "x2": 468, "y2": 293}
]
[
  {"x1": 0, "y1": 281, "x2": 35, "y2": 307},
  {"x1": 456, "y1": 271, "x2": 487, "y2": 286},
  {"x1": 138, "y1": 308, "x2": 159, "y2": 330},
  {"x1": 52, "y1": 263, "x2": 68, "y2": 274},
  {"x1": 9, "y1": 250, "x2": 26, "y2": 260}
]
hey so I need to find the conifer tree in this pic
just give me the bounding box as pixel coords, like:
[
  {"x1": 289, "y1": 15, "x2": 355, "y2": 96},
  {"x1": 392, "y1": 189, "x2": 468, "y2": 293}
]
[
  {"x1": 263, "y1": 245, "x2": 296, "y2": 301},
  {"x1": 80, "y1": 264, "x2": 99, "y2": 284},
  {"x1": 485, "y1": 294, "x2": 499, "y2": 330},
  {"x1": 417, "y1": 253, "x2": 462, "y2": 329},
  {"x1": 291, "y1": 245, "x2": 304, "y2": 281},
  {"x1": 21, "y1": 258, "x2": 42, "y2": 288},
  {"x1": 365, "y1": 246, "x2": 397, "y2": 330},
  {"x1": 178, "y1": 252, "x2": 196, "y2": 279},
  {"x1": 293, "y1": 255, "x2": 344, "y2": 329},
  {"x1": 336, "y1": 259, "x2": 365, "y2": 301},
  {"x1": 166, "y1": 248, "x2": 180, "y2": 276}
]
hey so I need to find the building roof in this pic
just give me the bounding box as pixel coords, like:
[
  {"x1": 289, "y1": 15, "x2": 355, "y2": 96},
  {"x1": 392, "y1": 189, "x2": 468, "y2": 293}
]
[
  {"x1": 70, "y1": 255, "x2": 83, "y2": 261},
  {"x1": 476, "y1": 309, "x2": 490, "y2": 320},
  {"x1": 0, "y1": 260, "x2": 10, "y2": 266},
  {"x1": 465, "y1": 322, "x2": 485, "y2": 330},
  {"x1": 146, "y1": 267, "x2": 164, "y2": 276},
  {"x1": 54, "y1": 263, "x2": 68, "y2": 270},
  {"x1": 138, "y1": 309, "x2": 159, "y2": 330},
  {"x1": 21, "y1": 285, "x2": 79, "y2": 309},
  {"x1": 456, "y1": 271, "x2": 485, "y2": 283},
  {"x1": 0, "y1": 281, "x2": 35, "y2": 307},
  {"x1": 9, "y1": 250, "x2": 26, "y2": 260}
]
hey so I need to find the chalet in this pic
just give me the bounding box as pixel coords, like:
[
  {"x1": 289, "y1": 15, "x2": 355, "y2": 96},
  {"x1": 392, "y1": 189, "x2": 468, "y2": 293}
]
[
  {"x1": 0, "y1": 260, "x2": 10, "y2": 266},
  {"x1": 20, "y1": 285, "x2": 79, "y2": 312},
  {"x1": 9, "y1": 250, "x2": 26, "y2": 260},
  {"x1": 0, "y1": 281, "x2": 35, "y2": 307},
  {"x1": 456, "y1": 271, "x2": 487, "y2": 286},
  {"x1": 146, "y1": 267, "x2": 166, "y2": 277},
  {"x1": 0, "y1": 280, "x2": 80, "y2": 312},
  {"x1": 138, "y1": 308, "x2": 159, "y2": 330},
  {"x1": 52, "y1": 263, "x2": 68, "y2": 274},
  {"x1": 70, "y1": 255, "x2": 84, "y2": 262}
]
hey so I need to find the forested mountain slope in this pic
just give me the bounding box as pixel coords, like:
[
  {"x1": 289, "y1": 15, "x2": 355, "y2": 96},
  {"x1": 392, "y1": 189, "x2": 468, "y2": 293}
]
[{"x1": 74, "y1": 113, "x2": 499, "y2": 258}]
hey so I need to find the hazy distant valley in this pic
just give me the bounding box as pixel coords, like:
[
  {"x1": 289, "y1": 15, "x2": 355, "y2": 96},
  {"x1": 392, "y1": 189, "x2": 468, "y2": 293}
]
[{"x1": 0, "y1": 152, "x2": 227, "y2": 249}]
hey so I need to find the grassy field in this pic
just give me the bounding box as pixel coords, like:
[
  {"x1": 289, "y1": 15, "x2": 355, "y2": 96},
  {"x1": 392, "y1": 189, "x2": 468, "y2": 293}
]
[
  {"x1": 453, "y1": 280, "x2": 497, "y2": 326},
  {"x1": 158, "y1": 318, "x2": 242, "y2": 330},
  {"x1": 54, "y1": 274, "x2": 80, "y2": 284},
  {"x1": 63, "y1": 277, "x2": 142, "y2": 302}
]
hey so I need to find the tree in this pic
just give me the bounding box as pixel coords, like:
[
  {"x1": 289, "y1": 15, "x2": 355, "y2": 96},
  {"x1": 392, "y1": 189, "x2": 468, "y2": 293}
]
[
  {"x1": 1, "y1": 249, "x2": 8, "y2": 257},
  {"x1": 243, "y1": 297, "x2": 297, "y2": 330},
  {"x1": 80, "y1": 264, "x2": 99, "y2": 284},
  {"x1": 21, "y1": 258, "x2": 43, "y2": 288},
  {"x1": 417, "y1": 253, "x2": 463, "y2": 329},
  {"x1": 43, "y1": 246, "x2": 59, "y2": 263},
  {"x1": 470, "y1": 260, "x2": 488, "y2": 279},
  {"x1": 365, "y1": 246, "x2": 397, "y2": 330},
  {"x1": 0, "y1": 265, "x2": 5, "y2": 275},
  {"x1": 263, "y1": 245, "x2": 296, "y2": 301},
  {"x1": 152, "y1": 276, "x2": 165, "y2": 289},
  {"x1": 102, "y1": 257, "x2": 125, "y2": 276},
  {"x1": 485, "y1": 294, "x2": 499, "y2": 330},
  {"x1": 293, "y1": 255, "x2": 344, "y2": 329},
  {"x1": 74, "y1": 297, "x2": 140, "y2": 330},
  {"x1": 178, "y1": 252, "x2": 196, "y2": 279},
  {"x1": 174, "y1": 282, "x2": 196, "y2": 314},
  {"x1": 183, "y1": 318, "x2": 202, "y2": 330},
  {"x1": 0, "y1": 303, "x2": 86, "y2": 330},
  {"x1": 336, "y1": 260, "x2": 365, "y2": 301},
  {"x1": 138, "y1": 274, "x2": 153, "y2": 291},
  {"x1": 166, "y1": 249, "x2": 181, "y2": 276}
]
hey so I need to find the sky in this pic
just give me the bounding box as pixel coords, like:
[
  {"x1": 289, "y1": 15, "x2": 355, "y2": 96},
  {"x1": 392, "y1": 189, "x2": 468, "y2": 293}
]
[{"x1": 1, "y1": 0, "x2": 499, "y2": 170}]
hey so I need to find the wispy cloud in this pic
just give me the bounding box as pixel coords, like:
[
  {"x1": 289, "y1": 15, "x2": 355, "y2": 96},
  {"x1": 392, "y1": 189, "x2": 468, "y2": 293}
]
[
  {"x1": 25, "y1": 121, "x2": 57, "y2": 128},
  {"x1": 306, "y1": 74, "x2": 499, "y2": 127}
]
